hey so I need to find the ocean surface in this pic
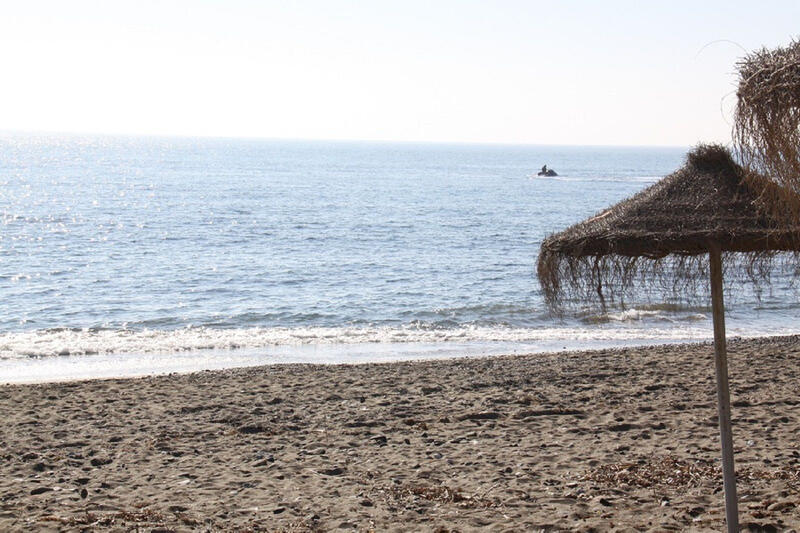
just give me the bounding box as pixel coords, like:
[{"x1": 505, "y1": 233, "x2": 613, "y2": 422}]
[{"x1": 2, "y1": 134, "x2": 799, "y2": 382}]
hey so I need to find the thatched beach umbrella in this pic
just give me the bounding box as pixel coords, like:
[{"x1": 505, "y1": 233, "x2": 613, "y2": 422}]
[
  {"x1": 735, "y1": 39, "x2": 800, "y2": 224},
  {"x1": 537, "y1": 145, "x2": 800, "y2": 532}
]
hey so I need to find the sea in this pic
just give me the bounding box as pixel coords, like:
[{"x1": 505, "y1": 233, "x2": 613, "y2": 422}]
[{"x1": 2, "y1": 133, "x2": 799, "y2": 383}]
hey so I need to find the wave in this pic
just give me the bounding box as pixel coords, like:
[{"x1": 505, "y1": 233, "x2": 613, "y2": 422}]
[
  {"x1": 530, "y1": 175, "x2": 660, "y2": 183},
  {"x1": 581, "y1": 305, "x2": 709, "y2": 324},
  {"x1": 0, "y1": 323, "x2": 726, "y2": 359}
]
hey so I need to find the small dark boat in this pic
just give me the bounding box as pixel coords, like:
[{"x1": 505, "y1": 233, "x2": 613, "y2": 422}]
[{"x1": 537, "y1": 165, "x2": 558, "y2": 177}]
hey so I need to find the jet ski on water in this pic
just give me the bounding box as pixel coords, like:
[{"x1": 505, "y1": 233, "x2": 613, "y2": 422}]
[{"x1": 537, "y1": 165, "x2": 558, "y2": 177}]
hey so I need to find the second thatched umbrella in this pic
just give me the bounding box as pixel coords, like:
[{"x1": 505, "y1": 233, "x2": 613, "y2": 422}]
[
  {"x1": 537, "y1": 145, "x2": 800, "y2": 533},
  {"x1": 735, "y1": 39, "x2": 800, "y2": 225}
]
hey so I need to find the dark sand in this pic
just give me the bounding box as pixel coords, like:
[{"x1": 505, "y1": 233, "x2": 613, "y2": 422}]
[{"x1": 2, "y1": 336, "x2": 800, "y2": 532}]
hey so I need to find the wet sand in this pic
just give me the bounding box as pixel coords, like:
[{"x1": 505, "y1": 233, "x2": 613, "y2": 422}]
[{"x1": 2, "y1": 336, "x2": 800, "y2": 531}]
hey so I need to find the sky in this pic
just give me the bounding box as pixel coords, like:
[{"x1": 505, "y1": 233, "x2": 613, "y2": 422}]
[{"x1": 1, "y1": 0, "x2": 798, "y2": 146}]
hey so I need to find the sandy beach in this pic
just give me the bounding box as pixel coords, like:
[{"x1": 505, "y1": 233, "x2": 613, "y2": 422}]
[{"x1": 2, "y1": 336, "x2": 800, "y2": 532}]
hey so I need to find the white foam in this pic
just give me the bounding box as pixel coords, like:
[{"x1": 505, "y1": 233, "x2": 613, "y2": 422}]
[
  {"x1": 0, "y1": 337, "x2": 696, "y2": 384},
  {"x1": 2, "y1": 323, "x2": 799, "y2": 383},
  {"x1": 531, "y1": 175, "x2": 660, "y2": 183},
  {"x1": 0, "y1": 324, "x2": 717, "y2": 359},
  {"x1": 605, "y1": 309, "x2": 666, "y2": 322}
]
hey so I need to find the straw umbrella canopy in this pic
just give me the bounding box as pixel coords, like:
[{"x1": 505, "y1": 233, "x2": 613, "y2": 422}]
[
  {"x1": 537, "y1": 144, "x2": 800, "y2": 533},
  {"x1": 734, "y1": 39, "x2": 800, "y2": 225}
]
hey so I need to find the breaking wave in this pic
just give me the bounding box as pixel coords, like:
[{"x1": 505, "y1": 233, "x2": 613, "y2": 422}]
[{"x1": 0, "y1": 323, "x2": 726, "y2": 359}]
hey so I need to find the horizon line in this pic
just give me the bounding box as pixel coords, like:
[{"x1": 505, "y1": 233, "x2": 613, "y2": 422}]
[{"x1": 0, "y1": 128, "x2": 695, "y2": 150}]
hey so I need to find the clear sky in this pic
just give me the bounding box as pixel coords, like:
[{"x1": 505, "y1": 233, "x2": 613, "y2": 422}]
[{"x1": 2, "y1": 1, "x2": 798, "y2": 146}]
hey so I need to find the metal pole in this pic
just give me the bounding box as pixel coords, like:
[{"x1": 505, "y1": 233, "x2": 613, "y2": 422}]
[{"x1": 709, "y1": 244, "x2": 739, "y2": 533}]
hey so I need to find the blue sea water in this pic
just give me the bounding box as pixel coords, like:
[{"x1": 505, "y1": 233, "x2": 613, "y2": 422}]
[{"x1": 1, "y1": 133, "x2": 799, "y2": 381}]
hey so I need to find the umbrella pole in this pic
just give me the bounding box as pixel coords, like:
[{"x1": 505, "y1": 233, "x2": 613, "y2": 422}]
[{"x1": 709, "y1": 244, "x2": 739, "y2": 532}]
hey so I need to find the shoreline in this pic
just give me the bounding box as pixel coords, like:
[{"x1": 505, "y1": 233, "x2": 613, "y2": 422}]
[
  {"x1": 2, "y1": 335, "x2": 800, "y2": 531},
  {"x1": 0, "y1": 336, "x2": 747, "y2": 385}
]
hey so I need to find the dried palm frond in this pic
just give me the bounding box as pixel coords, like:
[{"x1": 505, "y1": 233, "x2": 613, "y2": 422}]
[
  {"x1": 734, "y1": 39, "x2": 800, "y2": 223},
  {"x1": 538, "y1": 145, "x2": 800, "y2": 311}
]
